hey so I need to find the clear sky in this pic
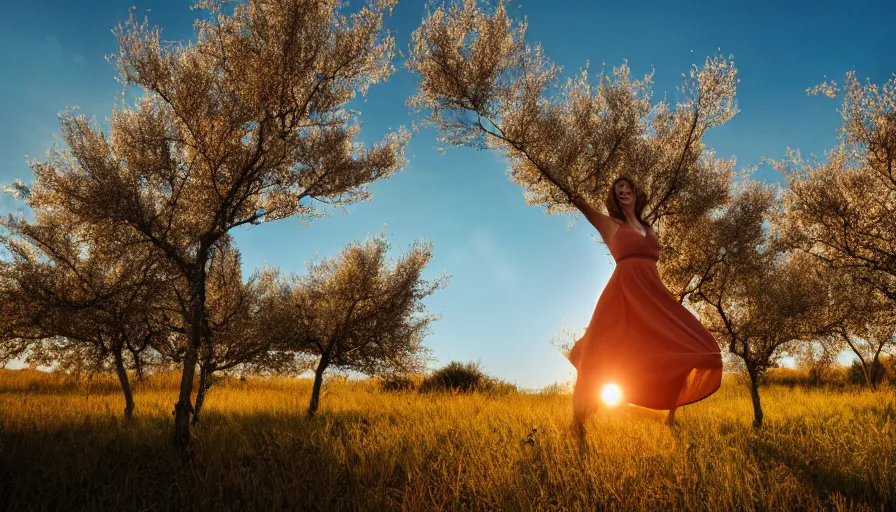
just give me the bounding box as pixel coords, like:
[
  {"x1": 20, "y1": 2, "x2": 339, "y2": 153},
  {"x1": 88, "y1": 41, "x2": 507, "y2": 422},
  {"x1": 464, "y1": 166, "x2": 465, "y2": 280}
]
[{"x1": 1, "y1": 0, "x2": 894, "y2": 388}]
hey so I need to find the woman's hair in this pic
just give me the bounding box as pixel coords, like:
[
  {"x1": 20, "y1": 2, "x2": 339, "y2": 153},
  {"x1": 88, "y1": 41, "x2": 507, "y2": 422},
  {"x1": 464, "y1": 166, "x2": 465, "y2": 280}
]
[{"x1": 605, "y1": 176, "x2": 648, "y2": 225}]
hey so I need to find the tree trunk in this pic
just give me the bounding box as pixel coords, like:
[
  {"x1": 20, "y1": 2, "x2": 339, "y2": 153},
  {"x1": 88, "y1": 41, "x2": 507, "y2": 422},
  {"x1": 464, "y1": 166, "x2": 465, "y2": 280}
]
[
  {"x1": 174, "y1": 342, "x2": 198, "y2": 452},
  {"x1": 174, "y1": 274, "x2": 206, "y2": 453},
  {"x1": 308, "y1": 354, "x2": 330, "y2": 417},
  {"x1": 842, "y1": 330, "x2": 876, "y2": 390},
  {"x1": 193, "y1": 363, "x2": 213, "y2": 425},
  {"x1": 113, "y1": 347, "x2": 135, "y2": 420},
  {"x1": 865, "y1": 363, "x2": 877, "y2": 391},
  {"x1": 868, "y1": 345, "x2": 888, "y2": 391},
  {"x1": 855, "y1": 357, "x2": 875, "y2": 390},
  {"x1": 747, "y1": 368, "x2": 764, "y2": 428}
]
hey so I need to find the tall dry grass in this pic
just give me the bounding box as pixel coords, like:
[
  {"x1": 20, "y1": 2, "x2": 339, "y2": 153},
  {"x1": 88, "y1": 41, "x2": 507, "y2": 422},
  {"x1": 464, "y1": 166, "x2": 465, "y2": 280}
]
[{"x1": 0, "y1": 369, "x2": 893, "y2": 511}]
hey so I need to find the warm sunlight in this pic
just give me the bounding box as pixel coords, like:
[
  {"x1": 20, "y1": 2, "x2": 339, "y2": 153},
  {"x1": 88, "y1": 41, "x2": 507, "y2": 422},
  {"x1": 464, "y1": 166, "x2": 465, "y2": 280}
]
[
  {"x1": 3, "y1": 0, "x2": 895, "y2": 508},
  {"x1": 601, "y1": 383, "x2": 623, "y2": 406}
]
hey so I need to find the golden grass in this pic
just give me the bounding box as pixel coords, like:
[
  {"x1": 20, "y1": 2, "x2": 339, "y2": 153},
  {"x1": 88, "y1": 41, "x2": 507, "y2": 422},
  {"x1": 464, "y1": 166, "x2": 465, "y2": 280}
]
[{"x1": 0, "y1": 369, "x2": 893, "y2": 511}]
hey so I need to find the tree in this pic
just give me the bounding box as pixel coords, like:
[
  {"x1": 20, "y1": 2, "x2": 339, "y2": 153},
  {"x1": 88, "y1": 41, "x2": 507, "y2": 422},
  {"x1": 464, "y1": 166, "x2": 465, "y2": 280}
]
[
  {"x1": 798, "y1": 259, "x2": 896, "y2": 390},
  {"x1": 662, "y1": 180, "x2": 840, "y2": 426},
  {"x1": 833, "y1": 305, "x2": 895, "y2": 390},
  {"x1": 191, "y1": 245, "x2": 292, "y2": 422},
  {"x1": 699, "y1": 254, "x2": 833, "y2": 427},
  {"x1": 687, "y1": 184, "x2": 836, "y2": 426},
  {"x1": 774, "y1": 67, "x2": 896, "y2": 386},
  {"x1": 406, "y1": 0, "x2": 738, "y2": 232},
  {"x1": 276, "y1": 234, "x2": 446, "y2": 416},
  {"x1": 14, "y1": 0, "x2": 408, "y2": 451},
  {"x1": 658, "y1": 180, "x2": 792, "y2": 421},
  {"x1": 156, "y1": 249, "x2": 308, "y2": 423},
  {"x1": 775, "y1": 72, "x2": 896, "y2": 305},
  {"x1": 0, "y1": 219, "x2": 168, "y2": 419}
]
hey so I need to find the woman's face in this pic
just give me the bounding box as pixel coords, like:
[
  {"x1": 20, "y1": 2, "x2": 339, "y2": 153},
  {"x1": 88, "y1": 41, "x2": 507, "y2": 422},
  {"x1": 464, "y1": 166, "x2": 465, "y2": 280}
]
[{"x1": 614, "y1": 180, "x2": 634, "y2": 207}]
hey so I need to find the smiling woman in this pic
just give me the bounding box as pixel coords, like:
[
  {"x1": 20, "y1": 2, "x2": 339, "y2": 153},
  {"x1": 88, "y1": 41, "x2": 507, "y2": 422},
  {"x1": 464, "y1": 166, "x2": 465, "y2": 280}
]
[{"x1": 569, "y1": 177, "x2": 724, "y2": 430}]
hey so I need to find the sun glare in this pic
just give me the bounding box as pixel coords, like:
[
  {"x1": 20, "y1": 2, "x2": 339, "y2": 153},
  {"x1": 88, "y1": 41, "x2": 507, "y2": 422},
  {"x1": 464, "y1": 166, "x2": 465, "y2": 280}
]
[{"x1": 600, "y1": 383, "x2": 622, "y2": 406}]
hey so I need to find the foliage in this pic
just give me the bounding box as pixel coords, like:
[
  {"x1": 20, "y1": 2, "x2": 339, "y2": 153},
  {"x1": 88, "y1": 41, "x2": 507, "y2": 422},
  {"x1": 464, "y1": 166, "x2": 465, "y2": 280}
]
[
  {"x1": 775, "y1": 72, "x2": 896, "y2": 392},
  {"x1": 669, "y1": 182, "x2": 839, "y2": 426},
  {"x1": 5, "y1": 0, "x2": 408, "y2": 449},
  {"x1": 0, "y1": 219, "x2": 170, "y2": 418},
  {"x1": 272, "y1": 233, "x2": 446, "y2": 414},
  {"x1": 791, "y1": 338, "x2": 841, "y2": 387},
  {"x1": 419, "y1": 360, "x2": 499, "y2": 393},
  {"x1": 776, "y1": 72, "x2": 896, "y2": 305},
  {"x1": 407, "y1": 0, "x2": 738, "y2": 232}
]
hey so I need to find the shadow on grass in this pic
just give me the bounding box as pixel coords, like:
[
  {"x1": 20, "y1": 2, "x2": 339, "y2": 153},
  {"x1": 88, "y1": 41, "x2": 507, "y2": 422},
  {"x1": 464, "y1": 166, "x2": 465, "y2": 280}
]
[
  {"x1": 0, "y1": 409, "x2": 409, "y2": 512},
  {"x1": 750, "y1": 420, "x2": 888, "y2": 509}
]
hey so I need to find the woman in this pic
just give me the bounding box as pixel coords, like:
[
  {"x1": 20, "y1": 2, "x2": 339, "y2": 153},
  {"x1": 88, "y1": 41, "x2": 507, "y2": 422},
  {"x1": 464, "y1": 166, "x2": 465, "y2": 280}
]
[{"x1": 568, "y1": 176, "x2": 722, "y2": 429}]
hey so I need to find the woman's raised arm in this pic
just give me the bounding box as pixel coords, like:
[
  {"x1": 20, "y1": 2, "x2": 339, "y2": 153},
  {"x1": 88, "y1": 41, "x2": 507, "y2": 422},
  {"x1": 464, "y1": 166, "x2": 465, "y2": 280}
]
[{"x1": 570, "y1": 195, "x2": 621, "y2": 244}]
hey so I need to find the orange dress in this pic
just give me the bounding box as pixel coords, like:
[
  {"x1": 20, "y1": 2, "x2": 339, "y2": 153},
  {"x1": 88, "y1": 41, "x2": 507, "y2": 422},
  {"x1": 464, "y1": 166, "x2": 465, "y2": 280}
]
[{"x1": 569, "y1": 223, "x2": 722, "y2": 411}]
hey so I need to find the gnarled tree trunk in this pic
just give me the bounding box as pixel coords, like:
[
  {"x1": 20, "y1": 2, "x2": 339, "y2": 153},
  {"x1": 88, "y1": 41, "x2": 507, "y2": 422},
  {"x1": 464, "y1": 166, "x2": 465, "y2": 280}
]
[
  {"x1": 747, "y1": 366, "x2": 764, "y2": 428},
  {"x1": 112, "y1": 345, "x2": 135, "y2": 420},
  {"x1": 174, "y1": 270, "x2": 206, "y2": 453},
  {"x1": 193, "y1": 363, "x2": 214, "y2": 424},
  {"x1": 308, "y1": 352, "x2": 331, "y2": 417}
]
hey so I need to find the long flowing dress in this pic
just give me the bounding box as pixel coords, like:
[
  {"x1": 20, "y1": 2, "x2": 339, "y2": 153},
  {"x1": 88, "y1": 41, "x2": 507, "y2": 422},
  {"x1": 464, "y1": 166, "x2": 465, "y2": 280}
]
[{"x1": 569, "y1": 223, "x2": 722, "y2": 412}]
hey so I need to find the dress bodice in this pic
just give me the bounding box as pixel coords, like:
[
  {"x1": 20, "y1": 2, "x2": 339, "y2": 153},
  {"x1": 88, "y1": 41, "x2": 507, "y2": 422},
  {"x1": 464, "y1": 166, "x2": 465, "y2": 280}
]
[{"x1": 609, "y1": 223, "x2": 660, "y2": 263}]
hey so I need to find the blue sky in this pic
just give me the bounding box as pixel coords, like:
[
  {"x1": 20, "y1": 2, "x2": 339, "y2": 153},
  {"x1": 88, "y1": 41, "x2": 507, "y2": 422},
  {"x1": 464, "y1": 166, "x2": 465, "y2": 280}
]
[{"x1": 1, "y1": 0, "x2": 894, "y2": 387}]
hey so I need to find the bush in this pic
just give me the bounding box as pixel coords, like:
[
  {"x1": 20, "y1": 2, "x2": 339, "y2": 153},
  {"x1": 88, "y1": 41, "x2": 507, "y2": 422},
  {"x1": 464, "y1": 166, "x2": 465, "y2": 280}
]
[{"x1": 420, "y1": 361, "x2": 502, "y2": 393}]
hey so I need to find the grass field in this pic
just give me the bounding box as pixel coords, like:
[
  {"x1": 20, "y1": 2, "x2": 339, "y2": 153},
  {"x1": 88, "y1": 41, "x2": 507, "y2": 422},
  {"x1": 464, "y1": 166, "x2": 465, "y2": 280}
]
[{"x1": 0, "y1": 369, "x2": 893, "y2": 511}]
